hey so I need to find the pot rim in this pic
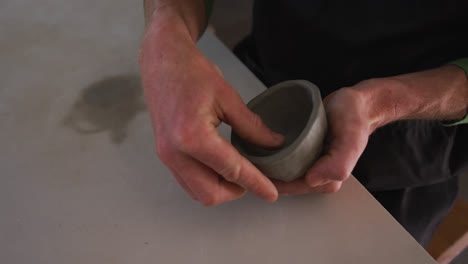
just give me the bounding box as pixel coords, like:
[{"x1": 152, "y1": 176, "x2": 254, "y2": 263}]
[{"x1": 232, "y1": 79, "x2": 323, "y2": 164}]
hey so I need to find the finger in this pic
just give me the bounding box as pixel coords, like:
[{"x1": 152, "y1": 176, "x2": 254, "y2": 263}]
[
  {"x1": 183, "y1": 126, "x2": 279, "y2": 202},
  {"x1": 218, "y1": 87, "x2": 285, "y2": 149},
  {"x1": 172, "y1": 153, "x2": 246, "y2": 206},
  {"x1": 306, "y1": 127, "x2": 368, "y2": 187},
  {"x1": 172, "y1": 171, "x2": 198, "y2": 201},
  {"x1": 316, "y1": 181, "x2": 343, "y2": 194},
  {"x1": 272, "y1": 178, "x2": 323, "y2": 195},
  {"x1": 157, "y1": 143, "x2": 199, "y2": 201},
  {"x1": 272, "y1": 178, "x2": 342, "y2": 195},
  {"x1": 213, "y1": 64, "x2": 224, "y2": 78}
]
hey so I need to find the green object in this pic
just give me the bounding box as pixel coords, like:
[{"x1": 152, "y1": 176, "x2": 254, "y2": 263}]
[
  {"x1": 204, "y1": 0, "x2": 215, "y2": 27},
  {"x1": 441, "y1": 58, "x2": 468, "y2": 126}
]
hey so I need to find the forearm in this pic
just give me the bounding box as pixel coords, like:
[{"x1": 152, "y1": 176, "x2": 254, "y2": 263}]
[
  {"x1": 360, "y1": 65, "x2": 468, "y2": 131},
  {"x1": 143, "y1": 0, "x2": 206, "y2": 42},
  {"x1": 139, "y1": 0, "x2": 207, "y2": 85}
]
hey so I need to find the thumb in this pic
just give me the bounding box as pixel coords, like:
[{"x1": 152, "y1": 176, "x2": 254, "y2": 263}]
[
  {"x1": 220, "y1": 88, "x2": 285, "y2": 149},
  {"x1": 306, "y1": 126, "x2": 368, "y2": 187}
]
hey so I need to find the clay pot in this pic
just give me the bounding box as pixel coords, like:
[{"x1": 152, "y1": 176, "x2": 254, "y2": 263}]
[{"x1": 231, "y1": 80, "x2": 327, "y2": 182}]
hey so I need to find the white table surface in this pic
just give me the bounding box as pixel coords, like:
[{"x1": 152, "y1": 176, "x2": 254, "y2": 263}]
[{"x1": 0, "y1": 1, "x2": 436, "y2": 262}]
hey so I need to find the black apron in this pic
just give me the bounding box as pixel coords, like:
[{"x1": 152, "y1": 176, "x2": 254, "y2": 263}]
[{"x1": 233, "y1": 0, "x2": 468, "y2": 247}]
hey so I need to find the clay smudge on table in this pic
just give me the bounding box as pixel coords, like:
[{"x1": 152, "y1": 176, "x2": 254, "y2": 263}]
[{"x1": 63, "y1": 74, "x2": 146, "y2": 144}]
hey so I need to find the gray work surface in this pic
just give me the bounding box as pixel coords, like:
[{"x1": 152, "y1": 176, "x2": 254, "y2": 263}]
[
  {"x1": 0, "y1": 1, "x2": 436, "y2": 263},
  {"x1": 453, "y1": 246, "x2": 468, "y2": 264}
]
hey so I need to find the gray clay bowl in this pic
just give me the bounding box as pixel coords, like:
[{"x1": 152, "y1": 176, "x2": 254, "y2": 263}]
[{"x1": 231, "y1": 80, "x2": 327, "y2": 182}]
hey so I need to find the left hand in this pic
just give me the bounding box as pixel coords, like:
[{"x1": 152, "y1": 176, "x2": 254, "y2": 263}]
[
  {"x1": 272, "y1": 80, "x2": 387, "y2": 195},
  {"x1": 277, "y1": 64, "x2": 468, "y2": 195}
]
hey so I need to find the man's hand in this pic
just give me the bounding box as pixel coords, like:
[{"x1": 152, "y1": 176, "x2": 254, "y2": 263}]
[
  {"x1": 274, "y1": 66, "x2": 468, "y2": 195},
  {"x1": 272, "y1": 85, "x2": 372, "y2": 195},
  {"x1": 139, "y1": 5, "x2": 284, "y2": 206}
]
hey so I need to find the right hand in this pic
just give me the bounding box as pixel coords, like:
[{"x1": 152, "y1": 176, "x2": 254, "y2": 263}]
[{"x1": 139, "y1": 12, "x2": 285, "y2": 206}]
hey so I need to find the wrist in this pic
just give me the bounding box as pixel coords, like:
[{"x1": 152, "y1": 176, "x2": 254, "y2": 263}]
[
  {"x1": 147, "y1": 5, "x2": 197, "y2": 42},
  {"x1": 144, "y1": 1, "x2": 205, "y2": 43},
  {"x1": 390, "y1": 65, "x2": 468, "y2": 121},
  {"x1": 139, "y1": 7, "x2": 197, "y2": 71},
  {"x1": 352, "y1": 78, "x2": 408, "y2": 133},
  {"x1": 354, "y1": 65, "x2": 468, "y2": 132}
]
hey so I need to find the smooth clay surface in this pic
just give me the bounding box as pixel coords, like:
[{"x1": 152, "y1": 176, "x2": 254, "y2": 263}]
[{"x1": 232, "y1": 80, "x2": 327, "y2": 182}]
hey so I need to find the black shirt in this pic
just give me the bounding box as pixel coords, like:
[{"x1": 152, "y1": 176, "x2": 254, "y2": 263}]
[{"x1": 236, "y1": 0, "x2": 468, "y2": 191}]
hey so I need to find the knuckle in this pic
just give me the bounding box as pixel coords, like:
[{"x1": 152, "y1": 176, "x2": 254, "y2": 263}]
[
  {"x1": 340, "y1": 87, "x2": 366, "y2": 107},
  {"x1": 170, "y1": 123, "x2": 198, "y2": 153},
  {"x1": 221, "y1": 163, "x2": 242, "y2": 183}
]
